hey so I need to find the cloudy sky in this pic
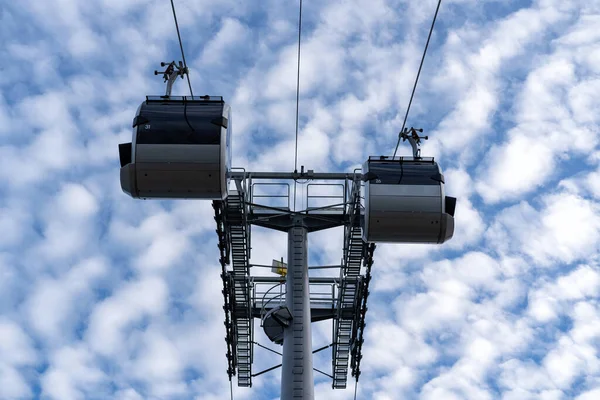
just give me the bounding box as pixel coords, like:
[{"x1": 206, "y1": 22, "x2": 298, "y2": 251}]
[{"x1": 1, "y1": 0, "x2": 600, "y2": 399}]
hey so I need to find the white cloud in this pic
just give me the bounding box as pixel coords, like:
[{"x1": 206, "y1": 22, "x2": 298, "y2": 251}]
[
  {"x1": 475, "y1": 9, "x2": 600, "y2": 203},
  {"x1": 486, "y1": 192, "x2": 600, "y2": 265},
  {"x1": 446, "y1": 198, "x2": 485, "y2": 249},
  {"x1": 499, "y1": 359, "x2": 554, "y2": 395},
  {"x1": 577, "y1": 388, "x2": 600, "y2": 400},
  {"x1": 527, "y1": 265, "x2": 600, "y2": 323},
  {"x1": 32, "y1": 183, "x2": 101, "y2": 262},
  {"x1": 0, "y1": 319, "x2": 37, "y2": 399},
  {"x1": 0, "y1": 319, "x2": 37, "y2": 366},
  {"x1": 543, "y1": 333, "x2": 599, "y2": 389},
  {"x1": 364, "y1": 322, "x2": 437, "y2": 371},
  {"x1": 0, "y1": 364, "x2": 34, "y2": 400},
  {"x1": 476, "y1": 134, "x2": 555, "y2": 203},
  {"x1": 200, "y1": 18, "x2": 252, "y2": 66},
  {"x1": 584, "y1": 169, "x2": 600, "y2": 199},
  {"x1": 25, "y1": 257, "x2": 106, "y2": 342},
  {"x1": 86, "y1": 276, "x2": 168, "y2": 356},
  {"x1": 41, "y1": 344, "x2": 107, "y2": 400},
  {"x1": 130, "y1": 329, "x2": 187, "y2": 397},
  {"x1": 428, "y1": 1, "x2": 567, "y2": 163}
]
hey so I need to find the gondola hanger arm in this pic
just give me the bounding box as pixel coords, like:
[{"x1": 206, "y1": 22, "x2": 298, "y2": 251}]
[
  {"x1": 154, "y1": 61, "x2": 188, "y2": 98},
  {"x1": 400, "y1": 127, "x2": 428, "y2": 159}
]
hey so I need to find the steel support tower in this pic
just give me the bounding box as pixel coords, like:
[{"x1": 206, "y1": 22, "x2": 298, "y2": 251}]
[
  {"x1": 281, "y1": 221, "x2": 314, "y2": 399},
  {"x1": 215, "y1": 170, "x2": 376, "y2": 399}
]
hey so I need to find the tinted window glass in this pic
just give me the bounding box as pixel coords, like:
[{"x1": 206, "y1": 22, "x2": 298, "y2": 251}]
[
  {"x1": 136, "y1": 102, "x2": 223, "y2": 145},
  {"x1": 368, "y1": 162, "x2": 440, "y2": 185}
]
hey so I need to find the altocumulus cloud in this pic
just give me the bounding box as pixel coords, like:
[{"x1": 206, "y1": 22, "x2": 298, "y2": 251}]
[{"x1": 0, "y1": 0, "x2": 599, "y2": 399}]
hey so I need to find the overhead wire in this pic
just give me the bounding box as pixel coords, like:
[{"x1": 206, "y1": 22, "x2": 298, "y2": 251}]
[
  {"x1": 168, "y1": 3, "x2": 232, "y2": 396},
  {"x1": 293, "y1": 0, "x2": 304, "y2": 211},
  {"x1": 392, "y1": 0, "x2": 442, "y2": 158},
  {"x1": 294, "y1": 0, "x2": 303, "y2": 173},
  {"x1": 352, "y1": 1, "x2": 442, "y2": 396},
  {"x1": 170, "y1": 0, "x2": 194, "y2": 97},
  {"x1": 164, "y1": 0, "x2": 441, "y2": 397}
]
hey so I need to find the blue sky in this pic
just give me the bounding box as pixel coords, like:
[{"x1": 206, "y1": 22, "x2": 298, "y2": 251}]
[{"x1": 1, "y1": 0, "x2": 600, "y2": 399}]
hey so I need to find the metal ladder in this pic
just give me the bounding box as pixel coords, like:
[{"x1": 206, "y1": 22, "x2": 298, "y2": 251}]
[
  {"x1": 226, "y1": 190, "x2": 253, "y2": 387},
  {"x1": 332, "y1": 182, "x2": 365, "y2": 389},
  {"x1": 351, "y1": 242, "x2": 375, "y2": 381},
  {"x1": 213, "y1": 201, "x2": 236, "y2": 381}
]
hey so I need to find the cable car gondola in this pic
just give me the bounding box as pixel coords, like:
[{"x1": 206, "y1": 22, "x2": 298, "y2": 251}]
[
  {"x1": 362, "y1": 156, "x2": 455, "y2": 243},
  {"x1": 119, "y1": 95, "x2": 231, "y2": 200},
  {"x1": 362, "y1": 127, "x2": 456, "y2": 244}
]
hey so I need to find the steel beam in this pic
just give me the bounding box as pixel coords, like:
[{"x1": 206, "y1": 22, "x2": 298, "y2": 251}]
[{"x1": 230, "y1": 171, "x2": 360, "y2": 180}]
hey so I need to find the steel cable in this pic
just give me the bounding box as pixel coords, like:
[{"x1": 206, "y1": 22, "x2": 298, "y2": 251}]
[
  {"x1": 293, "y1": 0, "x2": 303, "y2": 211},
  {"x1": 392, "y1": 0, "x2": 442, "y2": 158},
  {"x1": 170, "y1": 0, "x2": 194, "y2": 97},
  {"x1": 294, "y1": 0, "x2": 303, "y2": 173}
]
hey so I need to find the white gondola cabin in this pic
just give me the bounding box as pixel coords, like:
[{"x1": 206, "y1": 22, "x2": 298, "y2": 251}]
[
  {"x1": 119, "y1": 96, "x2": 231, "y2": 200},
  {"x1": 362, "y1": 156, "x2": 455, "y2": 244}
]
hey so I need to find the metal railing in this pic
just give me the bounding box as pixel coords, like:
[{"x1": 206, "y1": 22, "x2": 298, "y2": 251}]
[
  {"x1": 250, "y1": 182, "x2": 290, "y2": 212},
  {"x1": 229, "y1": 167, "x2": 248, "y2": 195},
  {"x1": 306, "y1": 183, "x2": 346, "y2": 214},
  {"x1": 254, "y1": 281, "x2": 338, "y2": 326}
]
